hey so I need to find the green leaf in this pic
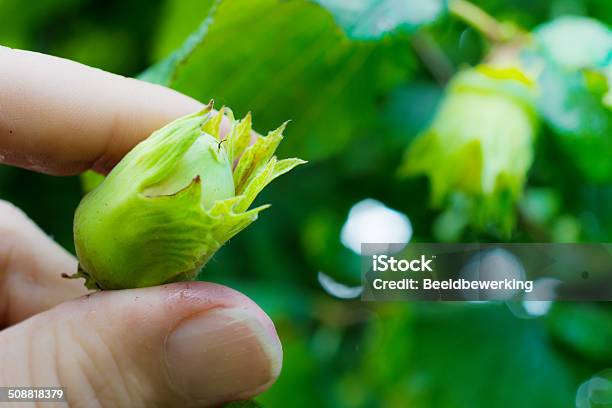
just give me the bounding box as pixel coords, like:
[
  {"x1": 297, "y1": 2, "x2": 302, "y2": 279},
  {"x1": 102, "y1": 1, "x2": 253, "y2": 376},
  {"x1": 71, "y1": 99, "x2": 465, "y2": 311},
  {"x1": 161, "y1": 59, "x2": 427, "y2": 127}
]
[
  {"x1": 156, "y1": 0, "x2": 415, "y2": 161},
  {"x1": 548, "y1": 303, "x2": 612, "y2": 362},
  {"x1": 313, "y1": 0, "x2": 447, "y2": 40},
  {"x1": 528, "y1": 16, "x2": 612, "y2": 182},
  {"x1": 534, "y1": 15, "x2": 612, "y2": 70},
  {"x1": 81, "y1": 1, "x2": 221, "y2": 194},
  {"x1": 580, "y1": 185, "x2": 612, "y2": 241},
  {"x1": 604, "y1": 64, "x2": 612, "y2": 108},
  {"x1": 0, "y1": 0, "x2": 83, "y2": 49},
  {"x1": 359, "y1": 304, "x2": 579, "y2": 407},
  {"x1": 537, "y1": 64, "x2": 612, "y2": 182},
  {"x1": 138, "y1": 0, "x2": 221, "y2": 86}
]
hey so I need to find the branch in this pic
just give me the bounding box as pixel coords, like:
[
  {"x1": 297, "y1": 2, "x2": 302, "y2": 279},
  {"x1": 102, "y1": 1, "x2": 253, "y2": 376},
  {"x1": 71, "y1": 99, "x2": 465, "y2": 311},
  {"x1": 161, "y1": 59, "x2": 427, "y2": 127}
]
[{"x1": 449, "y1": 0, "x2": 507, "y2": 43}]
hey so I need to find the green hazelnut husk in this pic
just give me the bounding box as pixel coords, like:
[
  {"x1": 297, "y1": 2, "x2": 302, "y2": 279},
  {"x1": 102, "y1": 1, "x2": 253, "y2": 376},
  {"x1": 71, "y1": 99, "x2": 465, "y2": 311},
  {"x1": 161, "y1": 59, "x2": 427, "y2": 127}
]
[
  {"x1": 71, "y1": 102, "x2": 305, "y2": 290},
  {"x1": 399, "y1": 63, "x2": 539, "y2": 233}
]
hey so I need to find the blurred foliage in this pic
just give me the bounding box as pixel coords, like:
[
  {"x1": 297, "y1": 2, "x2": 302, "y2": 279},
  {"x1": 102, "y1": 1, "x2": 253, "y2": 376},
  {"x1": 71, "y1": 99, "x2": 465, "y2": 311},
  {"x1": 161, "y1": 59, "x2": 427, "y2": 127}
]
[
  {"x1": 528, "y1": 16, "x2": 612, "y2": 183},
  {"x1": 2, "y1": 0, "x2": 612, "y2": 407},
  {"x1": 139, "y1": 0, "x2": 218, "y2": 85},
  {"x1": 313, "y1": 0, "x2": 447, "y2": 40},
  {"x1": 163, "y1": 0, "x2": 416, "y2": 161}
]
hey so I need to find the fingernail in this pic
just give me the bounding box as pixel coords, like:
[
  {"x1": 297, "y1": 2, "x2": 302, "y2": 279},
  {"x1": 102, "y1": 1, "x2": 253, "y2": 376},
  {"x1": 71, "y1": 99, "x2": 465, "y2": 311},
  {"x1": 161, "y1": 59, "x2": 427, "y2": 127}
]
[{"x1": 165, "y1": 307, "x2": 282, "y2": 404}]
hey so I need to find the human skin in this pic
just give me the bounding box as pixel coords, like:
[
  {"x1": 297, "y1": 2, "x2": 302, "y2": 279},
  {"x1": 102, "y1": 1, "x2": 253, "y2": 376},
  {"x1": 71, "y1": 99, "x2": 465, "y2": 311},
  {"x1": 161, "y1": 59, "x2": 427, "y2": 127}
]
[{"x1": 0, "y1": 46, "x2": 282, "y2": 408}]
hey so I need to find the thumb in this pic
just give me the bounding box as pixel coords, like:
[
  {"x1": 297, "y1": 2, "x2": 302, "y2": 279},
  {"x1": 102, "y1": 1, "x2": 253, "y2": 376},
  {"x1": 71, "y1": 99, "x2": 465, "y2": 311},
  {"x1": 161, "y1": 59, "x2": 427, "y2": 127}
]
[{"x1": 0, "y1": 282, "x2": 282, "y2": 407}]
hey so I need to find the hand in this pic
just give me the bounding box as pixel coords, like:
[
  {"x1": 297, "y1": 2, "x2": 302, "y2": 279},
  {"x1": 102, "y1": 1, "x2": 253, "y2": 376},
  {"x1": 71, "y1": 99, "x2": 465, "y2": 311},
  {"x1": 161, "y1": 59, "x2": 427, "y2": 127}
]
[{"x1": 0, "y1": 47, "x2": 282, "y2": 407}]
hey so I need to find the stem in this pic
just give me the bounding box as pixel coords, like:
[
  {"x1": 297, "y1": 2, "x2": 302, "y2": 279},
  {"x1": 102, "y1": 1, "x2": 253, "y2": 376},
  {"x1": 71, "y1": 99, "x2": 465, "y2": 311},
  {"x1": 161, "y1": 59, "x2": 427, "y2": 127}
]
[
  {"x1": 411, "y1": 33, "x2": 455, "y2": 84},
  {"x1": 449, "y1": 0, "x2": 507, "y2": 43}
]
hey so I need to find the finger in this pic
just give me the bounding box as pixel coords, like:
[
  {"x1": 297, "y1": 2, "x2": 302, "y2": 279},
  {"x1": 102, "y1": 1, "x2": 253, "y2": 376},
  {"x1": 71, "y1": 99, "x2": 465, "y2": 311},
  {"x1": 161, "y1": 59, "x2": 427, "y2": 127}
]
[
  {"x1": 0, "y1": 46, "x2": 206, "y2": 175},
  {"x1": 0, "y1": 200, "x2": 88, "y2": 327},
  {"x1": 0, "y1": 282, "x2": 283, "y2": 408}
]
